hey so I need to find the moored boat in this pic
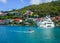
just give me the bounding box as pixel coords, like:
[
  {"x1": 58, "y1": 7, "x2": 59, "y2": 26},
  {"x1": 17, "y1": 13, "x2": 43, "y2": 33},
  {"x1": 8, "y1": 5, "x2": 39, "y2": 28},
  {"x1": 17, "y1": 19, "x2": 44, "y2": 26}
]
[{"x1": 37, "y1": 16, "x2": 55, "y2": 28}]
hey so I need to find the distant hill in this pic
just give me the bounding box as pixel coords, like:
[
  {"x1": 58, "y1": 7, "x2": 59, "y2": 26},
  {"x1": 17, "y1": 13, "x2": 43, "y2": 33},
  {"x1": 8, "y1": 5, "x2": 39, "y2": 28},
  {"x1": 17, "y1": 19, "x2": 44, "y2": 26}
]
[{"x1": 11, "y1": 1, "x2": 60, "y2": 17}]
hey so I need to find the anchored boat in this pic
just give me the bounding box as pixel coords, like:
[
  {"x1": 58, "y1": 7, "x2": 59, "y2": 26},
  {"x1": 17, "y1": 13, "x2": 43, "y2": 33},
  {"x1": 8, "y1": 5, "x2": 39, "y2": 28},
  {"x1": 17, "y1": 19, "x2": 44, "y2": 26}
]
[{"x1": 37, "y1": 16, "x2": 55, "y2": 28}]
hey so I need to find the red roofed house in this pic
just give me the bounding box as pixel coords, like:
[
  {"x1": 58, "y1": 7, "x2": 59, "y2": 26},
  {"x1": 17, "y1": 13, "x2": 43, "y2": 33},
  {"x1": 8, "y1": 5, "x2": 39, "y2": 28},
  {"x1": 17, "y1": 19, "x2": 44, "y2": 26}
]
[
  {"x1": 36, "y1": 18, "x2": 43, "y2": 21},
  {"x1": 55, "y1": 16, "x2": 60, "y2": 20},
  {"x1": 15, "y1": 18, "x2": 23, "y2": 23},
  {"x1": 0, "y1": 20, "x2": 4, "y2": 24}
]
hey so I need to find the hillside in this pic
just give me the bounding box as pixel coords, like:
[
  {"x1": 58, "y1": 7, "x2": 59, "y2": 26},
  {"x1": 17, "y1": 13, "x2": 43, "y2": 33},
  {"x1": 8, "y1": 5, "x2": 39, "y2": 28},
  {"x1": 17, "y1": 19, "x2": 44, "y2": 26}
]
[
  {"x1": 11, "y1": 1, "x2": 60, "y2": 17},
  {"x1": 2, "y1": 0, "x2": 60, "y2": 19}
]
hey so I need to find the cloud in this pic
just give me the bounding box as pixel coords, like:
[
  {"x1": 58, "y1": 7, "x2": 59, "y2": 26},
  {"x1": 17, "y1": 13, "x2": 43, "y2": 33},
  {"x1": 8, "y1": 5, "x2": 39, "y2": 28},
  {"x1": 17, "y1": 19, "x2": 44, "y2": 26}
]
[
  {"x1": 30, "y1": 0, "x2": 40, "y2": 5},
  {"x1": 30, "y1": 0, "x2": 53, "y2": 5},
  {"x1": 0, "y1": 0, "x2": 7, "y2": 3},
  {"x1": 44, "y1": 0, "x2": 52, "y2": 2}
]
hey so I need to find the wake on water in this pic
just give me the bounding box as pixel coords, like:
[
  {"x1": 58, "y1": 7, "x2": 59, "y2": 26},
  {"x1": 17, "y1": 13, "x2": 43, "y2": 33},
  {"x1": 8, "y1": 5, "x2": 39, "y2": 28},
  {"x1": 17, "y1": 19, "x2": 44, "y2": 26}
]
[{"x1": 9, "y1": 30, "x2": 34, "y2": 33}]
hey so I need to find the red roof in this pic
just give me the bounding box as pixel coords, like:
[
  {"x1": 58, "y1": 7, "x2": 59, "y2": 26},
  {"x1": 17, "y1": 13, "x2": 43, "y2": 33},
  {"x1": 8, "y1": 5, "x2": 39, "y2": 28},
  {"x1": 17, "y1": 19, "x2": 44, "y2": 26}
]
[
  {"x1": 15, "y1": 18, "x2": 22, "y2": 21},
  {"x1": 56, "y1": 16, "x2": 60, "y2": 19},
  {"x1": 37, "y1": 18, "x2": 42, "y2": 21},
  {"x1": 0, "y1": 20, "x2": 4, "y2": 22}
]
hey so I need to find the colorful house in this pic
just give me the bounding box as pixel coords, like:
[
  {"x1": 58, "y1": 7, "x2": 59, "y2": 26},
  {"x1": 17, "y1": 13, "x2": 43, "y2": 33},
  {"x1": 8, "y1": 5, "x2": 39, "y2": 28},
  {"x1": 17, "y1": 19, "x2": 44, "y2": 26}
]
[
  {"x1": 55, "y1": 16, "x2": 60, "y2": 21},
  {"x1": 0, "y1": 12, "x2": 6, "y2": 16},
  {"x1": 36, "y1": 18, "x2": 43, "y2": 21},
  {"x1": 4, "y1": 20, "x2": 10, "y2": 24},
  {"x1": 15, "y1": 18, "x2": 23, "y2": 23},
  {"x1": 0, "y1": 20, "x2": 5, "y2": 24}
]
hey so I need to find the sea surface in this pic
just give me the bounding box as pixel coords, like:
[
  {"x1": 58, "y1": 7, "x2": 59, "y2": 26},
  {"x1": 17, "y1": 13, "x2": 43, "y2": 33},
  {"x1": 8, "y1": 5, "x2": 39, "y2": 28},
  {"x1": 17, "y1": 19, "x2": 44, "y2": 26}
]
[{"x1": 0, "y1": 26, "x2": 60, "y2": 43}]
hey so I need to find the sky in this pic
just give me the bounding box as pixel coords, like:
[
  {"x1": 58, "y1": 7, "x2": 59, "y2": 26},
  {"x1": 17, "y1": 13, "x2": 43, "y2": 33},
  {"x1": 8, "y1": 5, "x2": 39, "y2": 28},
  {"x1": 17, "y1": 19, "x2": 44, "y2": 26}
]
[{"x1": 0, "y1": 0, "x2": 55, "y2": 11}]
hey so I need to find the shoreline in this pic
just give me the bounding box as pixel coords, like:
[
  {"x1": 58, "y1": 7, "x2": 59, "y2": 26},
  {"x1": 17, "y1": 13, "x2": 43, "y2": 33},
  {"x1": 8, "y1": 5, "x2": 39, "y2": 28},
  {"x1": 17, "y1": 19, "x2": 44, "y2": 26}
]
[{"x1": 0, "y1": 24, "x2": 59, "y2": 27}]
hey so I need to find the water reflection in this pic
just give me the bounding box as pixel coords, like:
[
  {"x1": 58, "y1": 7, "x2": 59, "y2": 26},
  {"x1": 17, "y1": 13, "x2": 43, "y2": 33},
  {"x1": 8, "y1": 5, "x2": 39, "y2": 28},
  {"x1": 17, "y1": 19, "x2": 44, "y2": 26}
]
[{"x1": 42, "y1": 29, "x2": 55, "y2": 40}]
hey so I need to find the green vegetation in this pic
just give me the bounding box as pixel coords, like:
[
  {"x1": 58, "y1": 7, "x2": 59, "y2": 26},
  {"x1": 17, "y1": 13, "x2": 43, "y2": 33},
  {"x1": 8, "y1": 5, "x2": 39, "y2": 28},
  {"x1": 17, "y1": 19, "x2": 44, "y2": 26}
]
[
  {"x1": 0, "y1": 0, "x2": 60, "y2": 26},
  {"x1": 10, "y1": 0, "x2": 60, "y2": 18},
  {"x1": 0, "y1": 0, "x2": 60, "y2": 19}
]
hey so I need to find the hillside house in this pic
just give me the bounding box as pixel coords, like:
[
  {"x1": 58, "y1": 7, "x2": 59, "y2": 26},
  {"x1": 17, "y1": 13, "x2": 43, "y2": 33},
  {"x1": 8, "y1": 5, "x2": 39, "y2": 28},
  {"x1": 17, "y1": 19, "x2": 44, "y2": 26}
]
[{"x1": 14, "y1": 18, "x2": 23, "y2": 23}]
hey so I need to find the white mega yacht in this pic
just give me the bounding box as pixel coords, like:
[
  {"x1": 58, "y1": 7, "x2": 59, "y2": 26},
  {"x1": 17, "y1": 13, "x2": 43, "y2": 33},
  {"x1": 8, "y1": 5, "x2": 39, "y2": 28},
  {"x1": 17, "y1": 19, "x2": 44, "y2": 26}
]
[{"x1": 37, "y1": 16, "x2": 55, "y2": 28}]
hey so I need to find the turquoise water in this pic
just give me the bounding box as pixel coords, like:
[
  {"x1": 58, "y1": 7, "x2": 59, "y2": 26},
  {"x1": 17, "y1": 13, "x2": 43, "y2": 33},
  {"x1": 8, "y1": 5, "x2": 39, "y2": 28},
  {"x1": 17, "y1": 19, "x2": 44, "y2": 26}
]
[{"x1": 0, "y1": 26, "x2": 60, "y2": 43}]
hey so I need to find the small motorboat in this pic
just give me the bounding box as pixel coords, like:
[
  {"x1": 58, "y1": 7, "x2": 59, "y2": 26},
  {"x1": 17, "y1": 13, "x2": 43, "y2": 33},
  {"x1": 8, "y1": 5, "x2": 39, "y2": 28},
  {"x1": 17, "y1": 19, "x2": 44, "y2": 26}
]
[
  {"x1": 24, "y1": 29, "x2": 34, "y2": 33},
  {"x1": 12, "y1": 29, "x2": 34, "y2": 33},
  {"x1": 28, "y1": 29, "x2": 32, "y2": 31}
]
